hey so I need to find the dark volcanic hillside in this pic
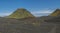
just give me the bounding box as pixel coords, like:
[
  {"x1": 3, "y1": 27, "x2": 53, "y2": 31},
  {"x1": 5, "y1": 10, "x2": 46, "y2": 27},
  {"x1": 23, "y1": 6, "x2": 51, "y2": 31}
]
[
  {"x1": 0, "y1": 17, "x2": 41, "y2": 33},
  {"x1": 0, "y1": 17, "x2": 60, "y2": 33}
]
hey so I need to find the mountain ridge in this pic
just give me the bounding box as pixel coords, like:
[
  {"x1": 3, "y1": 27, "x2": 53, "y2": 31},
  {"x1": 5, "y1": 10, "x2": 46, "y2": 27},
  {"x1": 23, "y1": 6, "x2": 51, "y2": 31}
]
[{"x1": 49, "y1": 9, "x2": 60, "y2": 16}]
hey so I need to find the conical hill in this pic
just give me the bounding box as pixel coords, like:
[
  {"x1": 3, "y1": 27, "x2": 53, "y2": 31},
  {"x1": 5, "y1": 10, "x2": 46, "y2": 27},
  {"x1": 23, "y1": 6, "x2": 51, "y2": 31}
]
[{"x1": 7, "y1": 8, "x2": 34, "y2": 19}]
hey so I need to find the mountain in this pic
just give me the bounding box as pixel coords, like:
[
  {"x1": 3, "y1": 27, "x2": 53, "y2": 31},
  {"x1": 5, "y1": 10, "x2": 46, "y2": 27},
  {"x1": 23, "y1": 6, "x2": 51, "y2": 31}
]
[
  {"x1": 7, "y1": 8, "x2": 34, "y2": 19},
  {"x1": 49, "y1": 9, "x2": 60, "y2": 16}
]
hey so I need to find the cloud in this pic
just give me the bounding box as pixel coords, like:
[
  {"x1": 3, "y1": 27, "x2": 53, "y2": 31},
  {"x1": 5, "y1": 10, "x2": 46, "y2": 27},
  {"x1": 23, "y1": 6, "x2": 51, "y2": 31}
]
[
  {"x1": 31, "y1": 10, "x2": 53, "y2": 14},
  {"x1": 0, "y1": 12, "x2": 12, "y2": 17},
  {"x1": 31, "y1": 10, "x2": 54, "y2": 17}
]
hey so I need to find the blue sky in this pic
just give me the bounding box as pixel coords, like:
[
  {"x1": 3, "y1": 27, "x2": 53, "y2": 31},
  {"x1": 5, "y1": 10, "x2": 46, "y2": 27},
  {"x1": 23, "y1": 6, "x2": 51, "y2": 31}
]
[{"x1": 0, "y1": 0, "x2": 60, "y2": 17}]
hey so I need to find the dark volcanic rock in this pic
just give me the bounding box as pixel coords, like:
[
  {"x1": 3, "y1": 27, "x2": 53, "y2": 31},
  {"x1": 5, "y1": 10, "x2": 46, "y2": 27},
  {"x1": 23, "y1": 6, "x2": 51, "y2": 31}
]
[
  {"x1": 44, "y1": 16, "x2": 60, "y2": 23},
  {"x1": 0, "y1": 17, "x2": 60, "y2": 33}
]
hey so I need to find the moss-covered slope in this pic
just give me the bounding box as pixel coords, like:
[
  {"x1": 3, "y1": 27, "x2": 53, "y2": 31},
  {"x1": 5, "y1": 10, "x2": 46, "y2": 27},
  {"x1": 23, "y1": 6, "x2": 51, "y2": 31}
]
[
  {"x1": 7, "y1": 8, "x2": 34, "y2": 19},
  {"x1": 50, "y1": 9, "x2": 60, "y2": 16}
]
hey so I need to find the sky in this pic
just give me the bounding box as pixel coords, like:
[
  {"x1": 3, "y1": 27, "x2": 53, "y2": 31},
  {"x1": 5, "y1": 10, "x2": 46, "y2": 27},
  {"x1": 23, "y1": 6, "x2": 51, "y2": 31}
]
[{"x1": 0, "y1": 0, "x2": 60, "y2": 17}]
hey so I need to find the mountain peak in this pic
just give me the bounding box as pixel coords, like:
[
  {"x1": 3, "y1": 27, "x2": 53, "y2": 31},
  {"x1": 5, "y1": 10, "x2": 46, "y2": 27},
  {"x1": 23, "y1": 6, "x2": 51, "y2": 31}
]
[
  {"x1": 7, "y1": 8, "x2": 34, "y2": 19},
  {"x1": 55, "y1": 8, "x2": 60, "y2": 11},
  {"x1": 17, "y1": 8, "x2": 26, "y2": 10}
]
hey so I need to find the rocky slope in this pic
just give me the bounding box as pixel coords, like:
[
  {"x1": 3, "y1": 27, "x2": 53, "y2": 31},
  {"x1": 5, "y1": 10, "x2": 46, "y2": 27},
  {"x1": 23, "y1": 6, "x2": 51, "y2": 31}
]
[{"x1": 0, "y1": 16, "x2": 59, "y2": 33}]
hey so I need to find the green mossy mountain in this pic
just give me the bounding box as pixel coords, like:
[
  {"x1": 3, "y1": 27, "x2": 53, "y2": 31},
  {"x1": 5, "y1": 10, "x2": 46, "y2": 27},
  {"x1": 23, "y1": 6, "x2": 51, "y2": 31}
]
[
  {"x1": 49, "y1": 9, "x2": 60, "y2": 16},
  {"x1": 7, "y1": 8, "x2": 34, "y2": 19}
]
